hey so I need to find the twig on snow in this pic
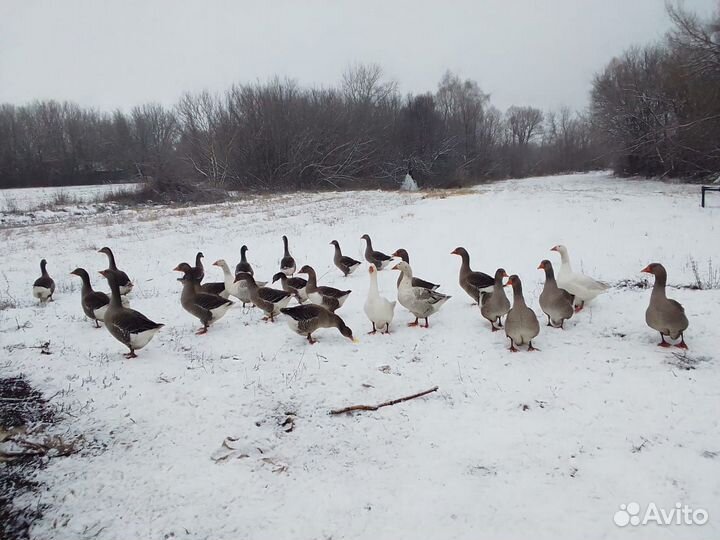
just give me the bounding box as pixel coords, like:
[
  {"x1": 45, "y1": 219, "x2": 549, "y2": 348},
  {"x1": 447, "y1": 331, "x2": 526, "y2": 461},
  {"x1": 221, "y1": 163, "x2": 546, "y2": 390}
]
[{"x1": 330, "y1": 386, "x2": 439, "y2": 415}]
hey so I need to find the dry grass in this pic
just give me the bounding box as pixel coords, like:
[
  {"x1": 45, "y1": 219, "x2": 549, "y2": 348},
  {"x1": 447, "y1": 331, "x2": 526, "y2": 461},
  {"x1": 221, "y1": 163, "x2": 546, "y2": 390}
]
[{"x1": 421, "y1": 187, "x2": 478, "y2": 200}]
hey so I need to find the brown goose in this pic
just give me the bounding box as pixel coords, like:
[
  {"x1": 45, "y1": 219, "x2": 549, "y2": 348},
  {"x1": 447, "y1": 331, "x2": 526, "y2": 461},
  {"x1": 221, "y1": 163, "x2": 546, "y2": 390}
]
[
  {"x1": 175, "y1": 262, "x2": 228, "y2": 298},
  {"x1": 99, "y1": 270, "x2": 163, "y2": 358},
  {"x1": 504, "y1": 275, "x2": 540, "y2": 352},
  {"x1": 298, "y1": 265, "x2": 351, "y2": 312},
  {"x1": 641, "y1": 263, "x2": 689, "y2": 349},
  {"x1": 538, "y1": 260, "x2": 574, "y2": 328},
  {"x1": 361, "y1": 234, "x2": 393, "y2": 270},
  {"x1": 272, "y1": 272, "x2": 308, "y2": 303},
  {"x1": 70, "y1": 267, "x2": 111, "y2": 327},
  {"x1": 480, "y1": 268, "x2": 510, "y2": 331},
  {"x1": 235, "y1": 245, "x2": 254, "y2": 276},
  {"x1": 192, "y1": 252, "x2": 205, "y2": 282},
  {"x1": 234, "y1": 272, "x2": 292, "y2": 322},
  {"x1": 32, "y1": 259, "x2": 55, "y2": 303},
  {"x1": 392, "y1": 249, "x2": 439, "y2": 290},
  {"x1": 280, "y1": 304, "x2": 356, "y2": 344},
  {"x1": 330, "y1": 240, "x2": 361, "y2": 276},
  {"x1": 451, "y1": 247, "x2": 494, "y2": 304},
  {"x1": 174, "y1": 263, "x2": 233, "y2": 334},
  {"x1": 98, "y1": 247, "x2": 133, "y2": 295},
  {"x1": 280, "y1": 235, "x2": 296, "y2": 276}
]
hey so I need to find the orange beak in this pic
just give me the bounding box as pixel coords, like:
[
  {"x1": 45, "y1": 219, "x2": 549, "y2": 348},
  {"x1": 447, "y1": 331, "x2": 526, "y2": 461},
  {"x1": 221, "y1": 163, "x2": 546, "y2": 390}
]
[
  {"x1": 537, "y1": 263, "x2": 544, "y2": 270},
  {"x1": 172, "y1": 265, "x2": 182, "y2": 272},
  {"x1": 550, "y1": 246, "x2": 558, "y2": 252},
  {"x1": 450, "y1": 249, "x2": 458, "y2": 255},
  {"x1": 640, "y1": 265, "x2": 652, "y2": 273}
]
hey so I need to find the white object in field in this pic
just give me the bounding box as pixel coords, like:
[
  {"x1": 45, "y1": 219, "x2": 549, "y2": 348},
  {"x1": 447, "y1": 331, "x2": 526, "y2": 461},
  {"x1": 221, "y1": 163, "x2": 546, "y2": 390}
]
[
  {"x1": 400, "y1": 173, "x2": 419, "y2": 191},
  {"x1": 553, "y1": 245, "x2": 609, "y2": 304},
  {"x1": 364, "y1": 266, "x2": 396, "y2": 333}
]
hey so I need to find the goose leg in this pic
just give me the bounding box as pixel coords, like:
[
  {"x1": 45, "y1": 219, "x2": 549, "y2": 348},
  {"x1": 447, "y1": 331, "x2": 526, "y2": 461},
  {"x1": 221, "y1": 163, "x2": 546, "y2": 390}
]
[
  {"x1": 508, "y1": 338, "x2": 518, "y2": 353},
  {"x1": 496, "y1": 317, "x2": 503, "y2": 328},
  {"x1": 384, "y1": 323, "x2": 390, "y2": 334},
  {"x1": 124, "y1": 350, "x2": 137, "y2": 359},
  {"x1": 423, "y1": 318, "x2": 430, "y2": 328},
  {"x1": 94, "y1": 319, "x2": 100, "y2": 329},
  {"x1": 676, "y1": 334, "x2": 688, "y2": 349},
  {"x1": 307, "y1": 334, "x2": 317, "y2": 345},
  {"x1": 546, "y1": 315, "x2": 552, "y2": 327},
  {"x1": 528, "y1": 342, "x2": 539, "y2": 352},
  {"x1": 368, "y1": 322, "x2": 377, "y2": 335},
  {"x1": 408, "y1": 317, "x2": 419, "y2": 327},
  {"x1": 196, "y1": 326, "x2": 208, "y2": 335},
  {"x1": 658, "y1": 333, "x2": 671, "y2": 347},
  {"x1": 574, "y1": 301, "x2": 584, "y2": 313}
]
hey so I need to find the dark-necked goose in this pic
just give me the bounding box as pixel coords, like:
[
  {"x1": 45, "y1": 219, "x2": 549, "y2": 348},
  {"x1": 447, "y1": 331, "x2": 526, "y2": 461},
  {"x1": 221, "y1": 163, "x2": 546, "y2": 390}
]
[
  {"x1": 280, "y1": 304, "x2": 356, "y2": 344},
  {"x1": 272, "y1": 272, "x2": 308, "y2": 303},
  {"x1": 235, "y1": 245, "x2": 254, "y2": 276},
  {"x1": 450, "y1": 247, "x2": 493, "y2": 304},
  {"x1": 361, "y1": 234, "x2": 393, "y2": 270},
  {"x1": 394, "y1": 261, "x2": 450, "y2": 328},
  {"x1": 480, "y1": 268, "x2": 511, "y2": 331},
  {"x1": 32, "y1": 259, "x2": 55, "y2": 303},
  {"x1": 642, "y1": 263, "x2": 689, "y2": 349},
  {"x1": 70, "y1": 267, "x2": 112, "y2": 327},
  {"x1": 98, "y1": 247, "x2": 133, "y2": 295},
  {"x1": 392, "y1": 249, "x2": 439, "y2": 290},
  {"x1": 538, "y1": 260, "x2": 574, "y2": 328},
  {"x1": 298, "y1": 265, "x2": 351, "y2": 312},
  {"x1": 192, "y1": 252, "x2": 205, "y2": 282},
  {"x1": 99, "y1": 270, "x2": 163, "y2": 358},
  {"x1": 234, "y1": 272, "x2": 292, "y2": 322},
  {"x1": 174, "y1": 263, "x2": 233, "y2": 334},
  {"x1": 330, "y1": 240, "x2": 361, "y2": 276},
  {"x1": 280, "y1": 235, "x2": 296, "y2": 276},
  {"x1": 504, "y1": 275, "x2": 540, "y2": 352}
]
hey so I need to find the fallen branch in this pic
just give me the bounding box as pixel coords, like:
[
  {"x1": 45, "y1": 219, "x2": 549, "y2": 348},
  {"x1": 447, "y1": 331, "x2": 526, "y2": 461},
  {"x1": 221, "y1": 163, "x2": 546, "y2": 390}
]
[{"x1": 330, "y1": 386, "x2": 439, "y2": 415}]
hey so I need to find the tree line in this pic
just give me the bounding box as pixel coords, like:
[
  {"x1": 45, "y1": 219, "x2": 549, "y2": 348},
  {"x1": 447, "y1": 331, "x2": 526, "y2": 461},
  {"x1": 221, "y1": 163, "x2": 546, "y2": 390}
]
[
  {"x1": 0, "y1": 3, "x2": 716, "y2": 191},
  {"x1": 0, "y1": 65, "x2": 598, "y2": 191},
  {"x1": 590, "y1": 4, "x2": 720, "y2": 179}
]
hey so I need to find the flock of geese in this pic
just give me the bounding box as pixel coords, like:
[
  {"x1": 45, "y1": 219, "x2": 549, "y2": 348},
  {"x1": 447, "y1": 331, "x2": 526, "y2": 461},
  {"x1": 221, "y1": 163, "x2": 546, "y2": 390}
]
[{"x1": 30, "y1": 235, "x2": 690, "y2": 358}]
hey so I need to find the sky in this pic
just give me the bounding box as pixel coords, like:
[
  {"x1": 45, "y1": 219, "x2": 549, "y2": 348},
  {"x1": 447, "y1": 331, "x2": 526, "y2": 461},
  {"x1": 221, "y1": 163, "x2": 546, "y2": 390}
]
[{"x1": 0, "y1": 0, "x2": 717, "y2": 113}]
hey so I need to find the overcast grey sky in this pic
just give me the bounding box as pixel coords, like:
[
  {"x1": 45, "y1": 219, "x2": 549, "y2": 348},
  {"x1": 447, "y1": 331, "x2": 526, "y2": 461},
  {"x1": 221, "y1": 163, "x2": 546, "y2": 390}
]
[{"x1": 0, "y1": 0, "x2": 717, "y2": 113}]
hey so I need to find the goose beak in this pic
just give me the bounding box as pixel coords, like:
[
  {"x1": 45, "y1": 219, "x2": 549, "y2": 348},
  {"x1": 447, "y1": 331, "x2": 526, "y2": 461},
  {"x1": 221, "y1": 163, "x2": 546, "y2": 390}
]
[
  {"x1": 640, "y1": 265, "x2": 652, "y2": 273},
  {"x1": 550, "y1": 246, "x2": 558, "y2": 252},
  {"x1": 391, "y1": 264, "x2": 400, "y2": 271},
  {"x1": 172, "y1": 265, "x2": 182, "y2": 272},
  {"x1": 537, "y1": 263, "x2": 543, "y2": 270}
]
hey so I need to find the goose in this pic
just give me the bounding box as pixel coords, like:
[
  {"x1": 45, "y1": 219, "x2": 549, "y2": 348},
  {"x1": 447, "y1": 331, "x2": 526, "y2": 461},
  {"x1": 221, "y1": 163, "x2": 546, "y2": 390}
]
[
  {"x1": 480, "y1": 268, "x2": 510, "y2": 331},
  {"x1": 298, "y1": 265, "x2": 351, "y2": 312},
  {"x1": 192, "y1": 252, "x2": 205, "y2": 282},
  {"x1": 538, "y1": 260, "x2": 574, "y2": 328},
  {"x1": 550, "y1": 245, "x2": 608, "y2": 312},
  {"x1": 235, "y1": 245, "x2": 254, "y2": 276},
  {"x1": 272, "y1": 272, "x2": 308, "y2": 303},
  {"x1": 641, "y1": 263, "x2": 689, "y2": 349},
  {"x1": 281, "y1": 304, "x2": 356, "y2": 344},
  {"x1": 213, "y1": 259, "x2": 265, "y2": 306},
  {"x1": 98, "y1": 247, "x2": 133, "y2": 295},
  {"x1": 32, "y1": 259, "x2": 55, "y2": 303},
  {"x1": 330, "y1": 240, "x2": 361, "y2": 276},
  {"x1": 504, "y1": 275, "x2": 540, "y2": 352},
  {"x1": 363, "y1": 265, "x2": 396, "y2": 334},
  {"x1": 174, "y1": 263, "x2": 233, "y2": 334},
  {"x1": 392, "y1": 249, "x2": 440, "y2": 290},
  {"x1": 98, "y1": 270, "x2": 163, "y2": 358},
  {"x1": 280, "y1": 235, "x2": 296, "y2": 276},
  {"x1": 234, "y1": 272, "x2": 292, "y2": 322},
  {"x1": 450, "y1": 247, "x2": 494, "y2": 304},
  {"x1": 70, "y1": 267, "x2": 121, "y2": 327},
  {"x1": 361, "y1": 234, "x2": 393, "y2": 270},
  {"x1": 394, "y1": 261, "x2": 450, "y2": 327}
]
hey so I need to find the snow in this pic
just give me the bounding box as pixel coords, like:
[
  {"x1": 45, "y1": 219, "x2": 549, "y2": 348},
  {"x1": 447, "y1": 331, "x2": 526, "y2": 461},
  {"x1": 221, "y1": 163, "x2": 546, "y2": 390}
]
[
  {"x1": 2, "y1": 172, "x2": 719, "y2": 539},
  {"x1": 400, "y1": 173, "x2": 419, "y2": 191},
  {"x1": 0, "y1": 183, "x2": 139, "y2": 212}
]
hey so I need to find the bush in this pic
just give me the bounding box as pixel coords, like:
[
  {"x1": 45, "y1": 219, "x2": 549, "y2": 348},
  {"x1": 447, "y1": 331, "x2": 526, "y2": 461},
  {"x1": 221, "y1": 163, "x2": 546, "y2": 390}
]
[{"x1": 103, "y1": 178, "x2": 229, "y2": 206}]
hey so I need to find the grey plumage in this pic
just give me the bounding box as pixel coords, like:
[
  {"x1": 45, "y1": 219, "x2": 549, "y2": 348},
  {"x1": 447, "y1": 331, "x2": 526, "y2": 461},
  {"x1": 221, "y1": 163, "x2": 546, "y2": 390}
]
[{"x1": 504, "y1": 275, "x2": 540, "y2": 352}]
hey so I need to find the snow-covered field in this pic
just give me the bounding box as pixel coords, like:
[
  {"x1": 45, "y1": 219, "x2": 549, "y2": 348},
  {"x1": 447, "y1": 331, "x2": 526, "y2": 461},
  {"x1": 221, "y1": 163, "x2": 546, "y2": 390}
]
[
  {"x1": 2, "y1": 172, "x2": 719, "y2": 539},
  {"x1": 0, "y1": 182, "x2": 139, "y2": 212}
]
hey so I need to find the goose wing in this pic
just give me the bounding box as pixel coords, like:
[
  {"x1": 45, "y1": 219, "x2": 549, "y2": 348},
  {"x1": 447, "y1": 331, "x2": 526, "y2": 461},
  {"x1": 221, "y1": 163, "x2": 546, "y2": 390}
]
[
  {"x1": 112, "y1": 309, "x2": 163, "y2": 335},
  {"x1": 259, "y1": 287, "x2": 292, "y2": 304}
]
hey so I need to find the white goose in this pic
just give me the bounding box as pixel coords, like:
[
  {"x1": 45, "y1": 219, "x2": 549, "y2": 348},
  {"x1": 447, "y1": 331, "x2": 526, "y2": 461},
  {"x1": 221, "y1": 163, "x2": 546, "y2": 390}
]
[
  {"x1": 394, "y1": 261, "x2": 450, "y2": 328},
  {"x1": 363, "y1": 265, "x2": 396, "y2": 334},
  {"x1": 551, "y1": 245, "x2": 609, "y2": 312},
  {"x1": 213, "y1": 259, "x2": 266, "y2": 307}
]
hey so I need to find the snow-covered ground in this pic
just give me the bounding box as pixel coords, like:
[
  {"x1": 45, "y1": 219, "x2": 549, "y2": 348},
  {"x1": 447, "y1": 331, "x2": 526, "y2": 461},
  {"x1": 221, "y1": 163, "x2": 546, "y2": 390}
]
[
  {"x1": 0, "y1": 182, "x2": 139, "y2": 212},
  {"x1": 2, "y1": 172, "x2": 719, "y2": 539}
]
